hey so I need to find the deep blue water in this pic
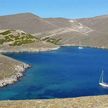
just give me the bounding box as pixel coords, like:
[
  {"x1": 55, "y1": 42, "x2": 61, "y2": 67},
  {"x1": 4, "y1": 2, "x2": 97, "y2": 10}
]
[{"x1": 1, "y1": 46, "x2": 108, "y2": 100}]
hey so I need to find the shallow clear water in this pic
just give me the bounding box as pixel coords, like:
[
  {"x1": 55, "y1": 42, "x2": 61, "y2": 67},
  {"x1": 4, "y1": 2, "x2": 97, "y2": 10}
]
[{"x1": 1, "y1": 46, "x2": 108, "y2": 100}]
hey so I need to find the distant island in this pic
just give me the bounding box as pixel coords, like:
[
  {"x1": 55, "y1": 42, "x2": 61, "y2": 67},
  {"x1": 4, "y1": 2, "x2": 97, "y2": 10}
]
[{"x1": 0, "y1": 13, "x2": 108, "y2": 87}]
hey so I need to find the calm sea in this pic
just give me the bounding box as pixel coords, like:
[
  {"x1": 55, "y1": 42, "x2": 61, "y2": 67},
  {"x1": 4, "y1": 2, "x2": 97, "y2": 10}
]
[{"x1": 1, "y1": 46, "x2": 108, "y2": 100}]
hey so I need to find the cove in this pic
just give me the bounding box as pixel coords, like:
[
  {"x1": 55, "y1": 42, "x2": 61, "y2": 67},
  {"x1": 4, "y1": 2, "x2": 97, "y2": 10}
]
[{"x1": 1, "y1": 46, "x2": 108, "y2": 100}]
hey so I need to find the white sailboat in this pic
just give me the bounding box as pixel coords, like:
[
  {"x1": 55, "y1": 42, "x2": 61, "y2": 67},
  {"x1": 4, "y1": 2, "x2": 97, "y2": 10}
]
[
  {"x1": 78, "y1": 41, "x2": 83, "y2": 49},
  {"x1": 99, "y1": 70, "x2": 108, "y2": 87},
  {"x1": 78, "y1": 46, "x2": 83, "y2": 49}
]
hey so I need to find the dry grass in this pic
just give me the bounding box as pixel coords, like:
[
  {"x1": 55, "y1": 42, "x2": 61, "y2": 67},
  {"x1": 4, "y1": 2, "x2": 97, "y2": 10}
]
[
  {"x1": 0, "y1": 95, "x2": 108, "y2": 108},
  {"x1": 0, "y1": 54, "x2": 25, "y2": 79}
]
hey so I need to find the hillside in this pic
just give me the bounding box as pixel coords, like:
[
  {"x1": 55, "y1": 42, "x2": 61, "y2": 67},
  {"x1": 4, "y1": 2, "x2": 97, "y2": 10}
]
[
  {"x1": 0, "y1": 54, "x2": 29, "y2": 87},
  {"x1": 0, "y1": 95, "x2": 108, "y2": 108},
  {"x1": 44, "y1": 14, "x2": 108, "y2": 48},
  {"x1": 45, "y1": 18, "x2": 72, "y2": 28},
  {"x1": 0, "y1": 29, "x2": 59, "y2": 53},
  {"x1": 77, "y1": 15, "x2": 108, "y2": 34},
  {"x1": 0, "y1": 13, "x2": 58, "y2": 33},
  {"x1": 0, "y1": 13, "x2": 108, "y2": 49}
]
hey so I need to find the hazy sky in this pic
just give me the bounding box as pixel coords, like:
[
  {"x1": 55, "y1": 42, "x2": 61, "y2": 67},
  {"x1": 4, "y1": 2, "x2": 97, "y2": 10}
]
[{"x1": 0, "y1": 0, "x2": 108, "y2": 18}]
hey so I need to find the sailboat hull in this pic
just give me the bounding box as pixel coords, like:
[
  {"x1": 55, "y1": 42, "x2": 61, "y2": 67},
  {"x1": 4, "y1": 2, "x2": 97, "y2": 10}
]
[
  {"x1": 99, "y1": 82, "x2": 108, "y2": 87},
  {"x1": 78, "y1": 46, "x2": 83, "y2": 49}
]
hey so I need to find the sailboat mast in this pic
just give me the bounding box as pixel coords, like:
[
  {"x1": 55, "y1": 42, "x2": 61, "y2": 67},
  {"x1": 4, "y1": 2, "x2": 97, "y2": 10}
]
[
  {"x1": 102, "y1": 70, "x2": 104, "y2": 83},
  {"x1": 99, "y1": 70, "x2": 108, "y2": 87},
  {"x1": 99, "y1": 69, "x2": 104, "y2": 83}
]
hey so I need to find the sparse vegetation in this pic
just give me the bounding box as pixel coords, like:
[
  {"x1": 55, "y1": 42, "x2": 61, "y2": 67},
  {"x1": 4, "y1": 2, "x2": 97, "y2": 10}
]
[
  {"x1": 0, "y1": 30, "x2": 61, "y2": 46},
  {"x1": 11, "y1": 39, "x2": 35, "y2": 46},
  {"x1": 0, "y1": 55, "x2": 25, "y2": 79},
  {"x1": 0, "y1": 39, "x2": 5, "y2": 44},
  {"x1": 4, "y1": 35, "x2": 14, "y2": 42},
  {"x1": 42, "y1": 37, "x2": 61, "y2": 45},
  {"x1": 0, "y1": 30, "x2": 11, "y2": 35},
  {"x1": 9, "y1": 34, "x2": 36, "y2": 46},
  {"x1": 0, "y1": 30, "x2": 37, "y2": 46}
]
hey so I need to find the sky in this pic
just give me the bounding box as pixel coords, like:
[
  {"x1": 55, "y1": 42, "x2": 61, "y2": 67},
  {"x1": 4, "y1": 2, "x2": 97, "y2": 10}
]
[{"x1": 0, "y1": 0, "x2": 108, "y2": 18}]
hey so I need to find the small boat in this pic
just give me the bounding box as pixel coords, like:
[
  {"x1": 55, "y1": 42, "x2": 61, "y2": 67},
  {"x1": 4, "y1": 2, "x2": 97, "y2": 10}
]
[
  {"x1": 78, "y1": 41, "x2": 83, "y2": 49},
  {"x1": 78, "y1": 46, "x2": 83, "y2": 49},
  {"x1": 99, "y1": 70, "x2": 108, "y2": 87}
]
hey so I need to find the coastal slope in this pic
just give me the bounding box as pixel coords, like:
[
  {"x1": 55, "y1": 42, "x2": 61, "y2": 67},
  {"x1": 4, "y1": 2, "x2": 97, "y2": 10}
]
[
  {"x1": 0, "y1": 95, "x2": 108, "y2": 108},
  {"x1": 0, "y1": 29, "x2": 60, "y2": 53},
  {"x1": 0, "y1": 54, "x2": 29, "y2": 87}
]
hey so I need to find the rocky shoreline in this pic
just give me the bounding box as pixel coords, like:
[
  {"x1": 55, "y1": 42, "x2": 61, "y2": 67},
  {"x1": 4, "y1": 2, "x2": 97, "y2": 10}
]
[
  {"x1": 62, "y1": 44, "x2": 108, "y2": 50},
  {"x1": 0, "y1": 63, "x2": 30, "y2": 87},
  {"x1": 0, "y1": 44, "x2": 107, "y2": 88},
  {"x1": 0, "y1": 46, "x2": 60, "y2": 53},
  {"x1": 0, "y1": 46, "x2": 60, "y2": 88}
]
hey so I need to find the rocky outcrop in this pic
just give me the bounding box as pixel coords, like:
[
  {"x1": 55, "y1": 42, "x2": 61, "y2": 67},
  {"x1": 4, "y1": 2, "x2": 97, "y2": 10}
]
[{"x1": 0, "y1": 63, "x2": 30, "y2": 87}]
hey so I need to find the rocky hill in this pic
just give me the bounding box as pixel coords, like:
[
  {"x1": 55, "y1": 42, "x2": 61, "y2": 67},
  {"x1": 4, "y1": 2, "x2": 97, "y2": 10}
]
[
  {"x1": 0, "y1": 13, "x2": 108, "y2": 48},
  {"x1": 77, "y1": 15, "x2": 108, "y2": 34},
  {"x1": 0, "y1": 13, "x2": 58, "y2": 33}
]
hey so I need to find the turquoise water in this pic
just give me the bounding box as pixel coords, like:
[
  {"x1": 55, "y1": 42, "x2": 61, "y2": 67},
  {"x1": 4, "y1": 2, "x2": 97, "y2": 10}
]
[{"x1": 1, "y1": 46, "x2": 108, "y2": 100}]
